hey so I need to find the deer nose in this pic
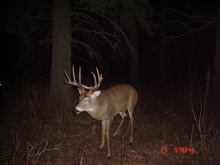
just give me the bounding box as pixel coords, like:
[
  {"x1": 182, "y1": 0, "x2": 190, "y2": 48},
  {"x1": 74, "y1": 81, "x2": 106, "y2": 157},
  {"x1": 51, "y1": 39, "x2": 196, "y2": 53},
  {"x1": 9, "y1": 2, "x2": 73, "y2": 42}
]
[{"x1": 74, "y1": 108, "x2": 80, "y2": 114}]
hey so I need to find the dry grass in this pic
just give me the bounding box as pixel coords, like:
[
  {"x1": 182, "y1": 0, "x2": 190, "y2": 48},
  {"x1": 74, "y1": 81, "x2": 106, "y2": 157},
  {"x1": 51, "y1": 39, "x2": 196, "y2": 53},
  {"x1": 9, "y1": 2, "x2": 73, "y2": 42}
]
[{"x1": 0, "y1": 81, "x2": 220, "y2": 165}]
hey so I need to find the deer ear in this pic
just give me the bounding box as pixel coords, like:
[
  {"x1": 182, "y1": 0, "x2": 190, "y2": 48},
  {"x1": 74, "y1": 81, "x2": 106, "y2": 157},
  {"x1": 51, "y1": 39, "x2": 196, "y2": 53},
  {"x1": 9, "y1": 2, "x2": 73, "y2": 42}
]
[{"x1": 91, "y1": 90, "x2": 101, "y2": 98}]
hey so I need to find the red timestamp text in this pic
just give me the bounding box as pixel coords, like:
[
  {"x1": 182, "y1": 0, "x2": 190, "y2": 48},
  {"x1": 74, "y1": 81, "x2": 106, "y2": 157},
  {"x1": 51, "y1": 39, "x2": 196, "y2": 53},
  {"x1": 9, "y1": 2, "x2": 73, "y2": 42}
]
[
  {"x1": 174, "y1": 147, "x2": 194, "y2": 153},
  {"x1": 160, "y1": 146, "x2": 194, "y2": 154}
]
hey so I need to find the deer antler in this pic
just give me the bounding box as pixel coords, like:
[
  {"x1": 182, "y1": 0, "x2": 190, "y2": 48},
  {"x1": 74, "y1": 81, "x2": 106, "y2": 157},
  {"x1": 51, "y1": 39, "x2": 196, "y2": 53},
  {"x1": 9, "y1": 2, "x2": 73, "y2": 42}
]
[
  {"x1": 64, "y1": 66, "x2": 103, "y2": 93},
  {"x1": 64, "y1": 66, "x2": 85, "y2": 93},
  {"x1": 80, "y1": 67, "x2": 103, "y2": 93}
]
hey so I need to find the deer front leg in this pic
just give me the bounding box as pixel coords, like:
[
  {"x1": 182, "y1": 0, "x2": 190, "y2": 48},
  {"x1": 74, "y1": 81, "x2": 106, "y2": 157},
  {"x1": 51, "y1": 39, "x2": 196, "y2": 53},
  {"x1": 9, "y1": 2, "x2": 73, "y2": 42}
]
[
  {"x1": 100, "y1": 120, "x2": 111, "y2": 158},
  {"x1": 106, "y1": 119, "x2": 111, "y2": 158},
  {"x1": 99, "y1": 120, "x2": 106, "y2": 150}
]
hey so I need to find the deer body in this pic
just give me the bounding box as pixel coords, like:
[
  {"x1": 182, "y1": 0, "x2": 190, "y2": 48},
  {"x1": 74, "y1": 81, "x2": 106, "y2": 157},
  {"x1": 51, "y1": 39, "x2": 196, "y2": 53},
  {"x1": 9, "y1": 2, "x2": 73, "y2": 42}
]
[
  {"x1": 75, "y1": 84, "x2": 138, "y2": 120},
  {"x1": 64, "y1": 66, "x2": 138, "y2": 158}
]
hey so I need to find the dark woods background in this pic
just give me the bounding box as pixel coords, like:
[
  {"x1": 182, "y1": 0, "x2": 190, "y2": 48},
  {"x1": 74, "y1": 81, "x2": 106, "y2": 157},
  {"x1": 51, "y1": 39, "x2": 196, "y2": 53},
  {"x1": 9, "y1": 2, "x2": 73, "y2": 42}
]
[{"x1": 0, "y1": 0, "x2": 219, "y2": 98}]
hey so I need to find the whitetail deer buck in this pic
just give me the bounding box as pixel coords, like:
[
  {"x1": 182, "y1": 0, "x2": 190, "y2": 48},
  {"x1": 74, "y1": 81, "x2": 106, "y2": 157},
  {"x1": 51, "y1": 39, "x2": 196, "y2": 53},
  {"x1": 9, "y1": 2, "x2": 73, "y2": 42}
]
[{"x1": 64, "y1": 66, "x2": 138, "y2": 158}]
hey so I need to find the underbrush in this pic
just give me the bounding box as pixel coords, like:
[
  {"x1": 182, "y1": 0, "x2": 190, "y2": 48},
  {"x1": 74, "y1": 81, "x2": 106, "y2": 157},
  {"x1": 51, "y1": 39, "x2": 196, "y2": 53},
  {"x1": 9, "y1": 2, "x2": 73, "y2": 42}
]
[{"x1": 0, "y1": 81, "x2": 219, "y2": 164}]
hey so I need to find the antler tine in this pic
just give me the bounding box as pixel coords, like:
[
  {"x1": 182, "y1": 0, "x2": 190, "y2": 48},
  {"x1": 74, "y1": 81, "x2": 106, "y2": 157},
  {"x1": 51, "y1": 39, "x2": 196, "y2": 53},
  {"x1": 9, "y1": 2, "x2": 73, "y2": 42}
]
[
  {"x1": 64, "y1": 65, "x2": 85, "y2": 92},
  {"x1": 79, "y1": 67, "x2": 81, "y2": 84},
  {"x1": 72, "y1": 65, "x2": 76, "y2": 83},
  {"x1": 96, "y1": 67, "x2": 103, "y2": 86},
  {"x1": 80, "y1": 67, "x2": 103, "y2": 91},
  {"x1": 64, "y1": 71, "x2": 71, "y2": 82},
  {"x1": 96, "y1": 67, "x2": 100, "y2": 77},
  {"x1": 91, "y1": 72, "x2": 97, "y2": 87},
  {"x1": 64, "y1": 66, "x2": 78, "y2": 86}
]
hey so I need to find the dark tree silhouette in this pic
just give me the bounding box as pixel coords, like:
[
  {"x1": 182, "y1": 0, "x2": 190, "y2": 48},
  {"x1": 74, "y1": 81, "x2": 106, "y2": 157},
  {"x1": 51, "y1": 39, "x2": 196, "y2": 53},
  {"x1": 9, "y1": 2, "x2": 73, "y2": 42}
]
[
  {"x1": 214, "y1": 2, "x2": 220, "y2": 86},
  {"x1": 50, "y1": 0, "x2": 72, "y2": 100}
]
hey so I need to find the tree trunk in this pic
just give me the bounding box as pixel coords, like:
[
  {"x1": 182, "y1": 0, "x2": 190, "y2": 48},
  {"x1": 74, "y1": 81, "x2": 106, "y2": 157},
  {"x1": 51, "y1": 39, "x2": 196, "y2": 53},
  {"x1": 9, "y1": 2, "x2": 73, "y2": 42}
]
[
  {"x1": 50, "y1": 0, "x2": 72, "y2": 101},
  {"x1": 214, "y1": 3, "x2": 220, "y2": 86}
]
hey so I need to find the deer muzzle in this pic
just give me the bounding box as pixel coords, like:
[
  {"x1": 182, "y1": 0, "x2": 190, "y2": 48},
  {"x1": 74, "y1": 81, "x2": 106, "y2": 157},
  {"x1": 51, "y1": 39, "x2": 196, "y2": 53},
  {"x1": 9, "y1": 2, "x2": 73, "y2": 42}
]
[
  {"x1": 74, "y1": 106, "x2": 83, "y2": 115},
  {"x1": 74, "y1": 107, "x2": 81, "y2": 114}
]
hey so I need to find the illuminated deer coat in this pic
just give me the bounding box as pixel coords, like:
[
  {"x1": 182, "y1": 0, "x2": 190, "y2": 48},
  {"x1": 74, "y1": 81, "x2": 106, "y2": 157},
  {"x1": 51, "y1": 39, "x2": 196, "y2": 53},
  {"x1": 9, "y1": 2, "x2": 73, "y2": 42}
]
[{"x1": 64, "y1": 66, "x2": 138, "y2": 158}]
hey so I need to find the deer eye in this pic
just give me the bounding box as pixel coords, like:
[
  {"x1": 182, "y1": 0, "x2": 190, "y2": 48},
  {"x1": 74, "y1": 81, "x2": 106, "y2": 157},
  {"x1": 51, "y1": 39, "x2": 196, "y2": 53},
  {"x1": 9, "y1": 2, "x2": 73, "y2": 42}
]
[{"x1": 83, "y1": 98, "x2": 88, "y2": 102}]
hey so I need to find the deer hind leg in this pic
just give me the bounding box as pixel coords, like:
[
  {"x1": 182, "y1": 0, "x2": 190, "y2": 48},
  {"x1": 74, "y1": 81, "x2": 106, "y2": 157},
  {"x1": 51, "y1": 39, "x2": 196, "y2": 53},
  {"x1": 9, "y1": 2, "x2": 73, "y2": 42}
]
[
  {"x1": 128, "y1": 108, "x2": 134, "y2": 144},
  {"x1": 112, "y1": 111, "x2": 126, "y2": 137}
]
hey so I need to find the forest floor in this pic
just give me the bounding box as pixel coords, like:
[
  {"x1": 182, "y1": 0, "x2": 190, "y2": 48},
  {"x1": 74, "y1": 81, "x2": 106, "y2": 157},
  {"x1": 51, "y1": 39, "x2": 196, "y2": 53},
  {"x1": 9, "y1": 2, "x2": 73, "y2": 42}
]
[{"x1": 0, "y1": 83, "x2": 220, "y2": 165}]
